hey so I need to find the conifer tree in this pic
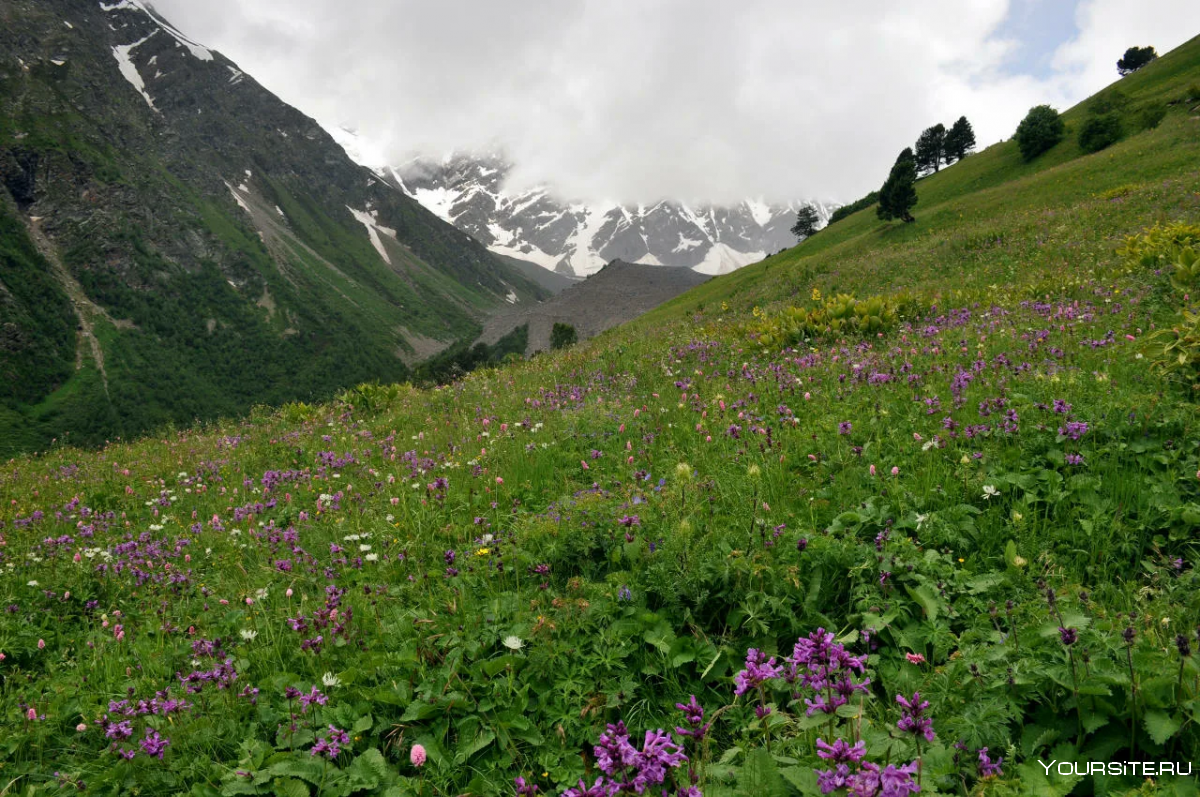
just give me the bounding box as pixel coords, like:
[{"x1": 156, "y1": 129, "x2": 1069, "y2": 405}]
[
  {"x1": 914, "y1": 124, "x2": 946, "y2": 174},
  {"x1": 943, "y1": 116, "x2": 976, "y2": 164},
  {"x1": 877, "y1": 148, "x2": 918, "y2": 223},
  {"x1": 790, "y1": 204, "x2": 821, "y2": 239}
]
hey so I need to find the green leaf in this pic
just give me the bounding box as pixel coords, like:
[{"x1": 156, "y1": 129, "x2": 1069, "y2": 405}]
[
  {"x1": 1144, "y1": 709, "x2": 1182, "y2": 745},
  {"x1": 644, "y1": 621, "x2": 676, "y2": 654},
  {"x1": 737, "y1": 748, "x2": 791, "y2": 797},
  {"x1": 351, "y1": 713, "x2": 374, "y2": 734},
  {"x1": 264, "y1": 758, "x2": 326, "y2": 785},
  {"x1": 669, "y1": 636, "x2": 696, "y2": 668},
  {"x1": 780, "y1": 765, "x2": 821, "y2": 795},
  {"x1": 345, "y1": 747, "x2": 388, "y2": 789},
  {"x1": 905, "y1": 584, "x2": 940, "y2": 622},
  {"x1": 456, "y1": 729, "x2": 496, "y2": 763},
  {"x1": 271, "y1": 778, "x2": 309, "y2": 797},
  {"x1": 400, "y1": 701, "x2": 441, "y2": 721}
]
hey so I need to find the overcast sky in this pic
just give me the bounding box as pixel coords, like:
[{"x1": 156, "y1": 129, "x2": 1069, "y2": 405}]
[{"x1": 151, "y1": 0, "x2": 1200, "y2": 205}]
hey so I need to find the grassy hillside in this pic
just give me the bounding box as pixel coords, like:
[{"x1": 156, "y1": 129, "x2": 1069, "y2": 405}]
[
  {"x1": 642, "y1": 33, "x2": 1200, "y2": 324},
  {"x1": 0, "y1": 33, "x2": 1199, "y2": 797}
]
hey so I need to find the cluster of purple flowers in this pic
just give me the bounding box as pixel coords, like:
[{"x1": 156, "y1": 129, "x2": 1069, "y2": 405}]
[
  {"x1": 562, "y1": 721, "x2": 690, "y2": 796},
  {"x1": 733, "y1": 649, "x2": 783, "y2": 698},
  {"x1": 895, "y1": 693, "x2": 935, "y2": 742},
  {"x1": 815, "y1": 738, "x2": 918, "y2": 797},
  {"x1": 310, "y1": 725, "x2": 350, "y2": 759},
  {"x1": 1058, "y1": 421, "x2": 1089, "y2": 441},
  {"x1": 788, "y1": 629, "x2": 870, "y2": 716},
  {"x1": 286, "y1": 585, "x2": 353, "y2": 653}
]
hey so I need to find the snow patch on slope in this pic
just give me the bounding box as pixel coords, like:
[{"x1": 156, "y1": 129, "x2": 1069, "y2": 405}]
[
  {"x1": 225, "y1": 181, "x2": 250, "y2": 213},
  {"x1": 410, "y1": 187, "x2": 459, "y2": 223},
  {"x1": 744, "y1": 198, "x2": 773, "y2": 227},
  {"x1": 110, "y1": 32, "x2": 158, "y2": 111},
  {"x1": 346, "y1": 206, "x2": 397, "y2": 265},
  {"x1": 489, "y1": 242, "x2": 560, "y2": 272},
  {"x1": 693, "y1": 243, "x2": 764, "y2": 276},
  {"x1": 101, "y1": 0, "x2": 214, "y2": 61}
]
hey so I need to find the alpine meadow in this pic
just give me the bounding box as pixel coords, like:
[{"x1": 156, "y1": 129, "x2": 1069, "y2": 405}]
[{"x1": 3, "y1": 8, "x2": 1200, "y2": 797}]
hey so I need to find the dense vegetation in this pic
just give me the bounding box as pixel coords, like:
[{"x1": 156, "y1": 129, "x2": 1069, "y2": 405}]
[{"x1": 0, "y1": 29, "x2": 1198, "y2": 797}]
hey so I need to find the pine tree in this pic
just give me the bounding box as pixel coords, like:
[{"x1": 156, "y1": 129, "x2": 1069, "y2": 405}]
[
  {"x1": 877, "y1": 148, "x2": 918, "y2": 223},
  {"x1": 1117, "y1": 46, "x2": 1157, "y2": 76},
  {"x1": 790, "y1": 204, "x2": 821, "y2": 239},
  {"x1": 943, "y1": 116, "x2": 976, "y2": 164},
  {"x1": 913, "y1": 124, "x2": 946, "y2": 175}
]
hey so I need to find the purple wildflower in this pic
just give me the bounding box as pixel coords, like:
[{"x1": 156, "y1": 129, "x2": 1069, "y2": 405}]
[
  {"x1": 978, "y1": 747, "x2": 1004, "y2": 778},
  {"x1": 733, "y1": 648, "x2": 783, "y2": 696},
  {"x1": 896, "y1": 692, "x2": 935, "y2": 742}
]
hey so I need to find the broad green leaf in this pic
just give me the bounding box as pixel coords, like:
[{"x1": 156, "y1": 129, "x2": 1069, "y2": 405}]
[
  {"x1": 905, "y1": 584, "x2": 940, "y2": 622},
  {"x1": 1144, "y1": 709, "x2": 1182, "y2": 745},
  {"x1": 271, "y1": 778, "x2": 309, "y2": 797}
]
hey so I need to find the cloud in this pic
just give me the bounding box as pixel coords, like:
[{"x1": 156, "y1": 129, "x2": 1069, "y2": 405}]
[{"x1": 149, "y1": 0, "x2": 1200, "y2": 204}]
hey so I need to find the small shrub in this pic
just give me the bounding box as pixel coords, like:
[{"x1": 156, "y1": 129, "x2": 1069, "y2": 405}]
[
  {"x1": 1079, "y1": 113, "x2": 1123, "y2": 153},
  {"x1": 1097, "y1": 184, "x2": 1136, "y2": 201},
  {"x1": 550, "y1": 322, "x2": 577, "y2": 350},
  {"x1": 1137, "y1": 104, "x2": 1167, "y2": 130},
  {"x1": 1015, "y1": 105, "x2": 1065, "y2": 161},
  {"x1": 1086, "y1": 90, "x2": 1129, "y2": 115}
]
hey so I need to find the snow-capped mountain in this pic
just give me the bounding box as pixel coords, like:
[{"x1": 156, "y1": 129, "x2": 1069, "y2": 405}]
[{"x1": 327, "y1": 132, "x2": 837, "y2": 277}]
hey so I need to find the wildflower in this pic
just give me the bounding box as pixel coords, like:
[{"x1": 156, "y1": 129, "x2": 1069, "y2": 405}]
[
  {"x1": 410, "y1": 743, "x2": 427, "y2": 767},
  {"x1": 515, "y1": 776, "x2": 539, "y2": 795},
  {"x1": 733, "y1": 648, "x2": 783, "y2": 696},
  {"x1": 905, "y1": 652, "x2": 926, "y2": 665},
  {"x1": 838, "y1": 422, "x2": 852, "y2": 435},
  {"x1": 891, "y1": 466, "x2": 900, "y2": 476},
  {"x1": 298, "y1": 686, "x2": 327, "y2": 711},
  {"x1": 76, "y1": 723, "x2": 87, "y2": 732},
  {"x1": 674, "y1": 695, "x2": 709, "y2": 740},
  {"x1": 896, "y1": 692, "x2": 935, "y2": 742},
  {"x1": 239, "y1": 629, "x2": 258, "y2": 642},
  {"x1": 978, "y1": 747, "x2": 1004, "y2": 778},
  {"x1": 503, "y1": 636, "x2": 524, "y2": 651},
  {"x1": 1059, "y1": 627, "x2": 1078, "y2": 646},
  {"x1": 915, "y1": 513, "x2": 928, "y2": 530},
  {"x1": 816, "y1": 738, "x2": 867, "y2": 763},
  {"x1": 37, "y1": 639, "x2": 45, "y2": 649},
  {"x1": 140, "y1": 729, "x2": 170, "y2": 759},
  {"x1": 982, "y1": 485, "x2": 1000, "y2": 500},
  {"x1": 321, "y1": 672, "x2": 341, "y2": 688},
  {"x1": 617, "y1": 586, "x2": 632, "y2": 602}
]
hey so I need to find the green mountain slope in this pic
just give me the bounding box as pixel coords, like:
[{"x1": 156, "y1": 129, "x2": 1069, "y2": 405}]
[{"x1": 0, "y1": 0, "x2": 548, "y2": 457}]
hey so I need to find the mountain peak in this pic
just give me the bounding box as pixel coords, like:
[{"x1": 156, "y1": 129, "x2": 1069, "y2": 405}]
[{"x1": 366, "y1": 152, "x2": 838, "y2": 276}]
